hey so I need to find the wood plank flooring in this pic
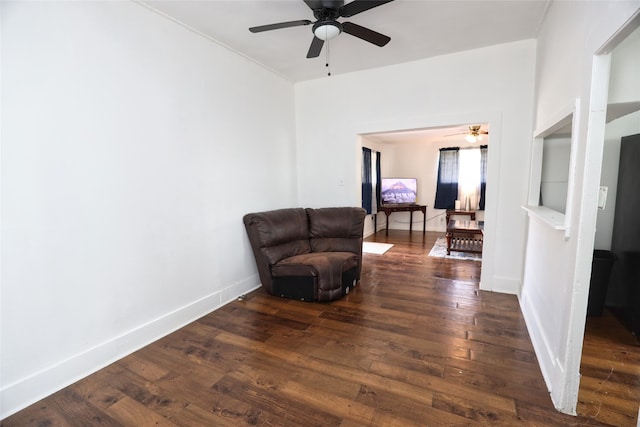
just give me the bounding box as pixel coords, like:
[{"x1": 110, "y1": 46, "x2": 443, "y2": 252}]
[
  {"x1": 3, "y1": 231, "x2": 639, "y2": 426},
  {"x1": 578, "y1": 307, "x2": 640, "y2": 426}
]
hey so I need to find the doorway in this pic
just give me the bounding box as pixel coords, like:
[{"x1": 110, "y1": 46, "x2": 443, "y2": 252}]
[
  {"x1": 359, "y1": 123, "x2": 491, "y2": 271},
  {"x1": 578, "y1": 14, "x2": 640, "y2": 421},
  {"x1": 361, "y1": 124, "x2": 489, "y2": 231}
]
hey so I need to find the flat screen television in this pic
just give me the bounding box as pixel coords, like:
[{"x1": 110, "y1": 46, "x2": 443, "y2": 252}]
[{"x1": 381, "y1": 178, "x2": 417, "y2": 205}]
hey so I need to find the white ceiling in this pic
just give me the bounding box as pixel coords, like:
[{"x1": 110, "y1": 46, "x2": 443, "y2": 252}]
[
  {"x1": 143, "y1": 0, "x2": 551, "y2": 83},
  {"x1": 363, "y1": 124, "x2": 490, "y2": 145}
]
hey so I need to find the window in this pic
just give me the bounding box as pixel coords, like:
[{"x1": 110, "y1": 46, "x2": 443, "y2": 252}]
[
  {"x1": 458, "y1": 147, "x2": 481, "y2": 208},
  {"x1": 434, "y1": 146, "x2": 487, "y2": 210}
]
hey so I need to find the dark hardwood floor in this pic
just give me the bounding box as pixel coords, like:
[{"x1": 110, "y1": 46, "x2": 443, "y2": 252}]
[
  {"x1": 3, "y1": 231, "x2": 638, "y2": 426},
  {"x1": 578, "y1": 307, "x2": 640, "y2": 426}
]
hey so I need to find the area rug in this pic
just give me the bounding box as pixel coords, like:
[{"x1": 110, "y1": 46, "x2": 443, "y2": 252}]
[
  {"x1": 362, "y1": 242, "x2": 394, "y2": 255},
  {"x1": 428, "y1": 237, "x2": 482, "y2": 262}
]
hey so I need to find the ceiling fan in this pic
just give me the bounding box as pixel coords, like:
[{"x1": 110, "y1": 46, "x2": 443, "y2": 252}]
[
  {"x1": 249, "y1": 0, "x2": 395, "y2": 59},
  {"x1": 446, "y1": 125, "x2": 489, "y2": 143}
]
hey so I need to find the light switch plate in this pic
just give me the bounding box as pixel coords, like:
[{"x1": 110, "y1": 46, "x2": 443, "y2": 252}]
[{"x1": 598, "y1": 186, "x2": 608, "y2": 209}]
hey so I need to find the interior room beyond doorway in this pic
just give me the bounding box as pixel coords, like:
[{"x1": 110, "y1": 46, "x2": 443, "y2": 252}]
[{"x1": 360, "y1": 123, "x2": 490, "y2": 236}]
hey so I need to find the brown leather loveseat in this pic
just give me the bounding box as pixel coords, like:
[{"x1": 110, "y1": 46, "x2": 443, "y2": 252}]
[{"x1": 243, "y1": 207, "x2": 366, "y2": 302}]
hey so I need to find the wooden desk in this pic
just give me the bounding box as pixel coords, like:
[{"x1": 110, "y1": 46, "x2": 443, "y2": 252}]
[
  {"x1": 379, "y1": 204, "x2": 427, "y2": 235},
  {"x1": 446, "y1": 220, "x2": 484, "y2": 255},
  {"x1": 446, "y1": 210, "x2": 476, "y2": 224}
]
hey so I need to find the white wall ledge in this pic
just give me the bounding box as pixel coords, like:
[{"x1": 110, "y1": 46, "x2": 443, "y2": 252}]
[{"x1": 522, "y1": 205, "x2": 569, "y2": 233}]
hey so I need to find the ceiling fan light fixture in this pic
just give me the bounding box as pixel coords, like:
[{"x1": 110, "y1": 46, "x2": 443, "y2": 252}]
[
  {"x1": 466, "y1": 134, "x2": 477, "y2": 143},
  {"x1": 313, "y1": 21, "x2": 341, "y2": 41}
]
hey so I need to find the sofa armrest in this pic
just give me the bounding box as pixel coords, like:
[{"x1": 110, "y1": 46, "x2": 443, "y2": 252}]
[{"x1": 243, "y1": 208, "x2": 311, "y2": 294}]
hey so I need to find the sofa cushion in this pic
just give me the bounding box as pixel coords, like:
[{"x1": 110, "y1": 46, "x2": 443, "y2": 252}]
[
  {"x1": 272, "y1": 252, "x2": 359, "y2": 301},
  {"x1": 306, "y1": 207, "x2": 366, "y2": 254}
]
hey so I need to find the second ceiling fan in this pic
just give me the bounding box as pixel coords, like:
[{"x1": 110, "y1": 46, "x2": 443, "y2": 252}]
[
  {"x1": 447, "y1": 125, "x2": 489, "y2": 143},
  {"x1": 249, "y1": 0, "x2": 395, "y2": 58}
]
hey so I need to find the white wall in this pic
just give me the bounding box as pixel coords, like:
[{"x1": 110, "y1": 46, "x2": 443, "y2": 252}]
[
  {"x1": 382, "y1": 141, "x2": 440, "y2": 231},
  {"x1": 520, "y1": 0, "x2": 640, "y2": 414},
  {"x1": 0, "y1": 1, "x2": 297, "y2": 418},
  {"x1": 540, "y1": 136, "x2": 572, "y2": 214},
  {"x1": 295, "y1": 40, "x2": 536, "y2": 294},
  {"x1": 608, "y1": 24, "x2": 640, "y2": 104}
]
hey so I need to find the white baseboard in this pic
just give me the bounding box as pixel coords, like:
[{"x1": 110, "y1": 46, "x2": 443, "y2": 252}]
[
  {"x1": 518, "y1": 291, "x2": 572, "y2": 414},
  {"x1": 481, "y1": 275, "x2": 520, "y2": 294},
  {"x1": 520, "y1": 293, "x2": 556, "y2": 387},
  {"x1": 0, "y1": 277, "x2": 260, "y2": 420}
]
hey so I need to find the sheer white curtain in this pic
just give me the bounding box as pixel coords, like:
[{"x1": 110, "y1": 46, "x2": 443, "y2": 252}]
[{"x1": 458, "y1": 148, "x2": 481, "y2": 210}]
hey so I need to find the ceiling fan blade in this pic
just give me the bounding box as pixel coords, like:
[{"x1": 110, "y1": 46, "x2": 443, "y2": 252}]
[
  {"x1": 340, "y1": 0, "x2": 394, "y2": 17},
  {"x1": 303, "y1": 0, "x2": 320, "y2": 9},
  {"x1": 249, "y1": 20, "x2": 312, "y2": 33},
  {"x1": 306, "y1": 36, "x2": 325, "y2": 58},
  {"x1": 342, "y1": 22, "x2": 390, "y2": 47}
]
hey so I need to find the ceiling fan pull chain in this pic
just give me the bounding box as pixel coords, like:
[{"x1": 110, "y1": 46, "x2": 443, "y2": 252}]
[{"x1": 326, "y1": 39, "x2": 331, "y2": 76}]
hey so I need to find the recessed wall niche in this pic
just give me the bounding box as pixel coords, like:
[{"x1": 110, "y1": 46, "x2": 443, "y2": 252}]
[
  {"x1": 540, "y1": 132, "x2": 572, "y2": 213},
  {"x1": 524, "y1": 99, "x2": 579, "y2": 235}
]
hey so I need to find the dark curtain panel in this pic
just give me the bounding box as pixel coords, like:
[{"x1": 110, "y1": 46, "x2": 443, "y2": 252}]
[
  {"x1": 375, "y1": 152, "x2": 382, "y2": 208},
  {"x1": 479, "y1": 145, "x2": 488, "y2": 210},
  {"x1": 434, "y1": 147, "x2": 459, "y2": 209},
  {"x1": 362, "y1": 147, "x2": 372, "y2": 214}
]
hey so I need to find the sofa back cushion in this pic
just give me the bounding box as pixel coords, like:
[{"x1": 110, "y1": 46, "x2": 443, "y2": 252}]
[
  {"x1": 306, "y1": 207, "x2": 366, "y2": 254},
  {"x1": 244, "y1": 208, "x2": 311, "y2": 266}
]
